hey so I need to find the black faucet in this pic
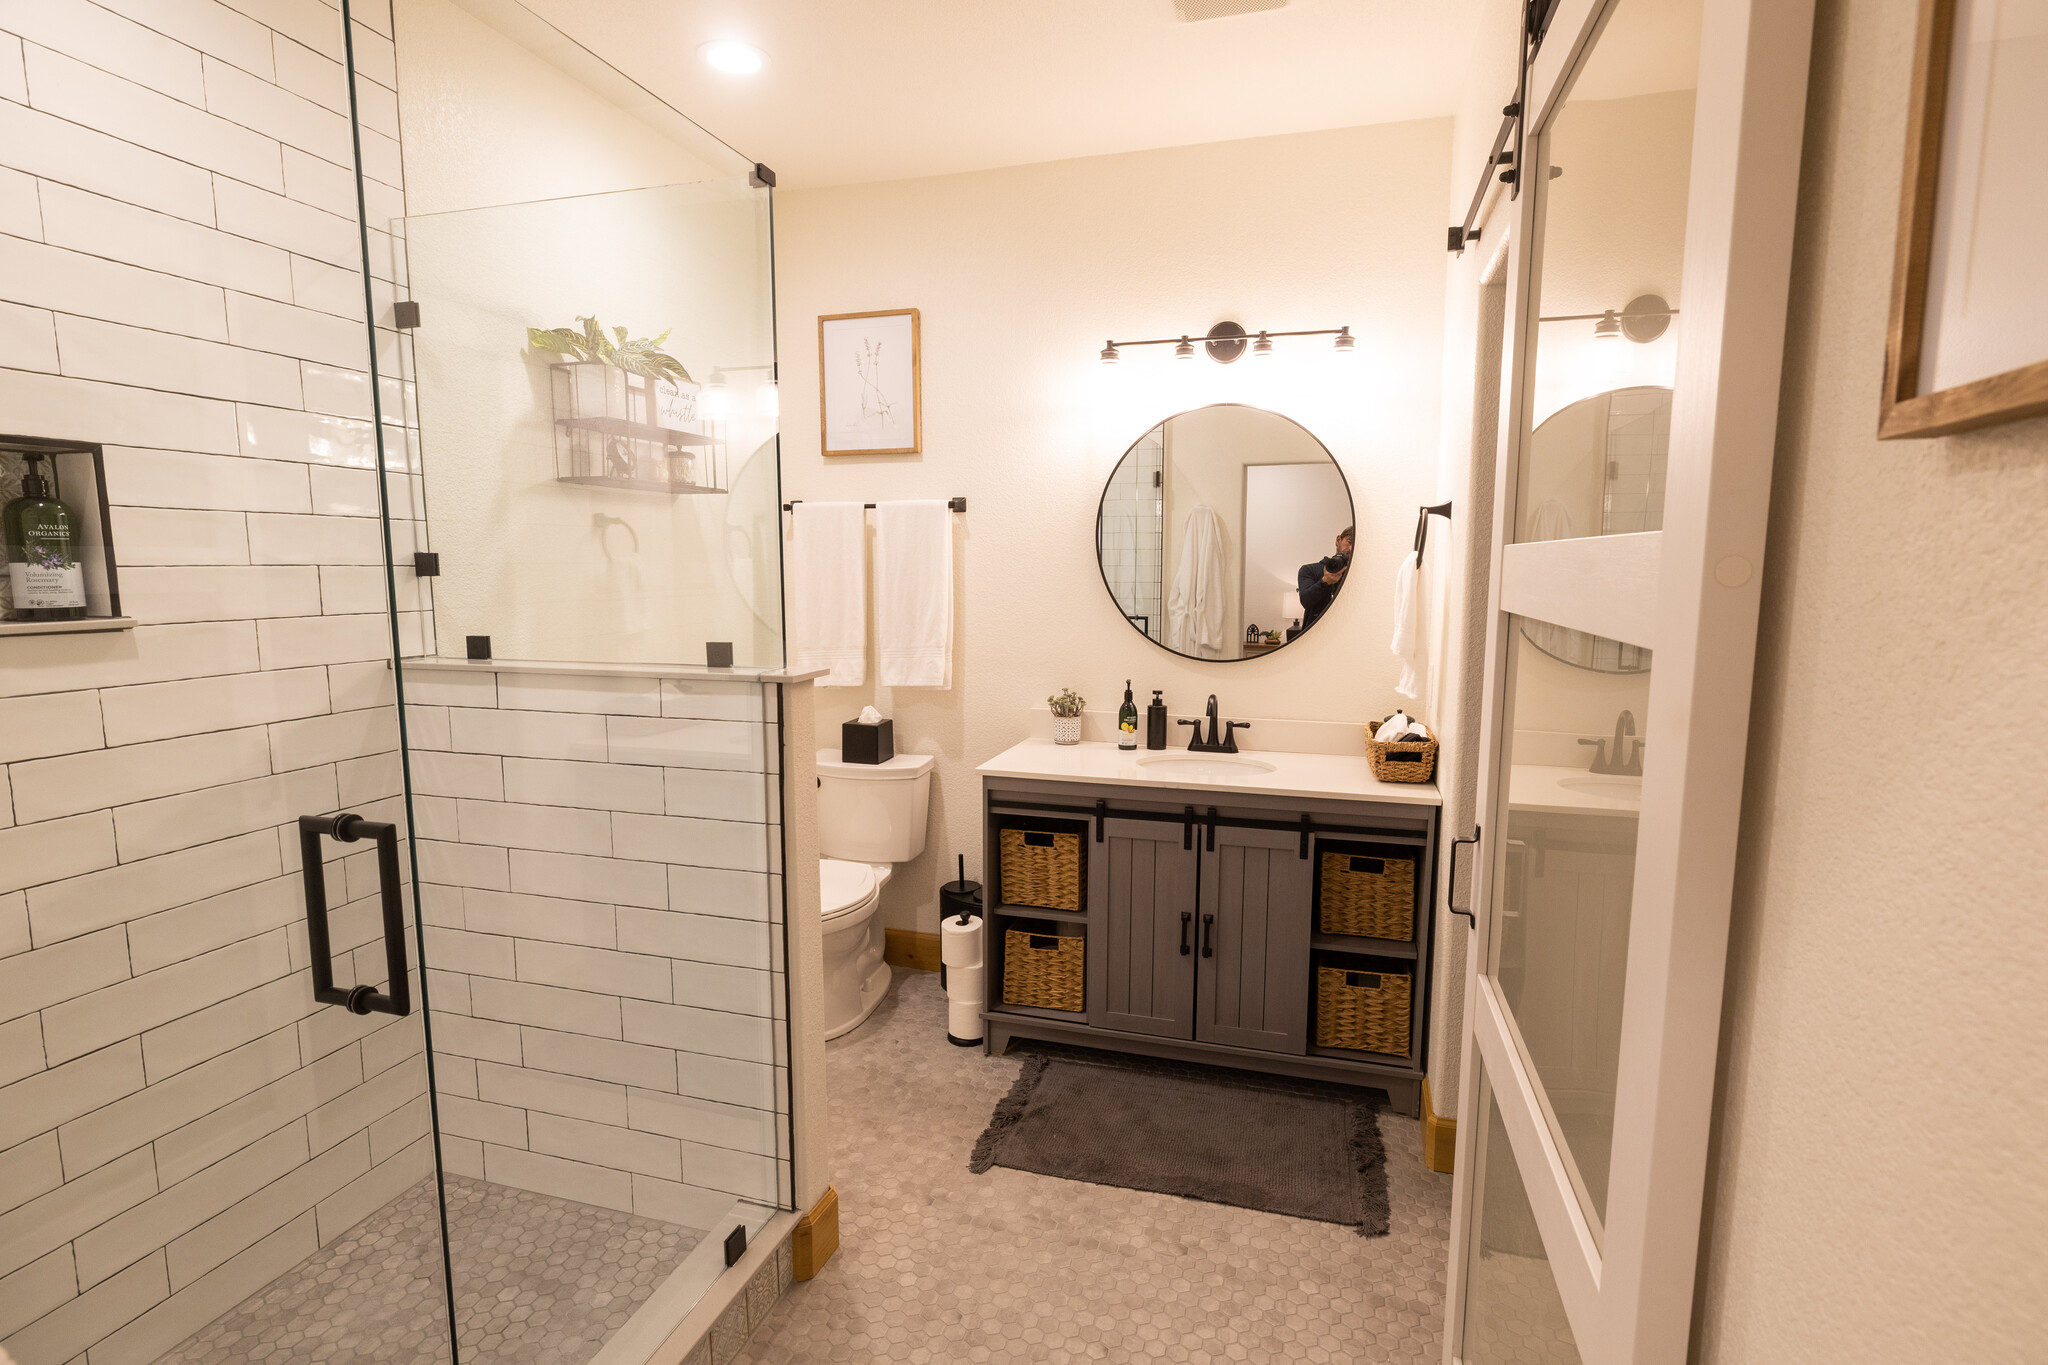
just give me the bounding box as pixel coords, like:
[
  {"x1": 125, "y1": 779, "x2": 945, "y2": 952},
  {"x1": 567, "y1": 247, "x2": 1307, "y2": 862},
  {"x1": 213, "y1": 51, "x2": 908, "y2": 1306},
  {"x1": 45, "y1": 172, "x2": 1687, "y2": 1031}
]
[
  {"x1": 1178, "y1": 695, "x2": 1251, "y2": 753},
  {"x1": 1577, "y1": 709, "x2": 1643, "y2": 776}
]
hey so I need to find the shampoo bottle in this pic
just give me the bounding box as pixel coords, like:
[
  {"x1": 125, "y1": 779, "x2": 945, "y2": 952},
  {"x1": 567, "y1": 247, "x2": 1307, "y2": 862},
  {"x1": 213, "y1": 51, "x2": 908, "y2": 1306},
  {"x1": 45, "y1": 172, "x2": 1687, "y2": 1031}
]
[
  {"x1": 3, "y1": 453, "x2": 85, "y2": 622},
  {"x1": 1146, "y1": 690, "x2": 1168, "y2": 750},
  {"x1": 1117, "y1": 680, "x2": 1139, "y2": 749}
]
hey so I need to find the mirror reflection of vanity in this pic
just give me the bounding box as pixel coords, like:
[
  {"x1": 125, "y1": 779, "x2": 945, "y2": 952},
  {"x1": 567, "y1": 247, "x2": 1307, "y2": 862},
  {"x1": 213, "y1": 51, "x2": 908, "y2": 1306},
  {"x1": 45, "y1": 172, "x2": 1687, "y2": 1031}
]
[{"x1": 1096, "y1": 404, "x2": 1354, "y2": 661}]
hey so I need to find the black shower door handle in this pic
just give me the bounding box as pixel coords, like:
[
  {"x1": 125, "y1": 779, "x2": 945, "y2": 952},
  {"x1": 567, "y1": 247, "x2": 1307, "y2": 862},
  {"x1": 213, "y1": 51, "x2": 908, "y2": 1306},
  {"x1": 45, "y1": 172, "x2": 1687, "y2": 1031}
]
[
  {"x1": 299, "y1": 813, "x2": 411, "y2": 1017},
  {"x1": 1179, "y1": 911, "x2": 1192, "y2": 956},
  {"x1": 1201, "y1": 913, "x2": 1215, "y2": 959}
]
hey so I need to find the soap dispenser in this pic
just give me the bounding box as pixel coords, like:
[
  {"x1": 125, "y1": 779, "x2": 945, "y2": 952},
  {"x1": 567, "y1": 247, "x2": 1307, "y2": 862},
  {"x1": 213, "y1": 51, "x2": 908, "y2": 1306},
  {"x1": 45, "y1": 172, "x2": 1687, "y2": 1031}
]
[
  {"x1": 1146, "y1": 690, "x2": 1168, "y2": 750},
  {"x1": 3, "y1": 453, "x2": 86, "y2": 622},
  {"x1": 1117, "y1": 680, "x2": 1139, "y2": 750}
]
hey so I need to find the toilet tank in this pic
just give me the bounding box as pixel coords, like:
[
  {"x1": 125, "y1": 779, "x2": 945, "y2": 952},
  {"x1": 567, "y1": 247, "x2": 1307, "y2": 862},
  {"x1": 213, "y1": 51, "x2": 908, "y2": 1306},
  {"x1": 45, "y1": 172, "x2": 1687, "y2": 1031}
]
[{"x1": 815, "y1": 750, "x2": 935, "y2": 864}]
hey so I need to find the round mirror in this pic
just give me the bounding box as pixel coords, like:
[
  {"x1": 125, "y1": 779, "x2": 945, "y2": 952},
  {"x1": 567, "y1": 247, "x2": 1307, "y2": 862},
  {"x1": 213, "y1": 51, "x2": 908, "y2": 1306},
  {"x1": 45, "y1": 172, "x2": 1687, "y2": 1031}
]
[
  {"x1": 1096, "y1": 404, "x2": 1354, "y2": 661},
  {"x1": 1517, "y1": 385, "x2": 1669, "y2": 672}
]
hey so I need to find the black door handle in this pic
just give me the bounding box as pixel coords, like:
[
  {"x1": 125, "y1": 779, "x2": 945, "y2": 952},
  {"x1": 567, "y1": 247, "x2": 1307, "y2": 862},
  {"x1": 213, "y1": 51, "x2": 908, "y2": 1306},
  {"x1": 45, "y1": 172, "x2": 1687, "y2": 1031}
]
[
  {"x1": 1201, "y1": 913, "x2": 1215, "y2": 959},
  {"x1": 1448, "y1": 825, "x2": 1481, "y2": 926},
  {"x1": 300, "y1": 813, "x2": 411, "y2": 1016},
  {"x1": 1179, "y1": 911, "x2": 1192, "y2": 956}
]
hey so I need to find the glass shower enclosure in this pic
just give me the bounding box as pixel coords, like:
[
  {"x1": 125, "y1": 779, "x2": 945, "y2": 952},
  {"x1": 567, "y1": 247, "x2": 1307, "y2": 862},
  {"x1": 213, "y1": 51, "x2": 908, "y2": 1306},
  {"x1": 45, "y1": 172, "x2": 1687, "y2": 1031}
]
[{"x1": 0, "y1": 1, "x2": 791, "y2": 1363}]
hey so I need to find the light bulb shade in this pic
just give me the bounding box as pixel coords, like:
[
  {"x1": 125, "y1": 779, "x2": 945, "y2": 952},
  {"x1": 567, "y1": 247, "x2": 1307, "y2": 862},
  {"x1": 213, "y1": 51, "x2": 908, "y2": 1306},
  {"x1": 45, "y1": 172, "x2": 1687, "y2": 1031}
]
[
  {"x1": 702, "y1": 371, "x2": 732, "y2": 420},
  {"x1": 1252, "y1": 333, "x2": 1274, "y2": 358},
  {"x1": 1174, "y1": 337, "x2": 1195, "y2": 360},
  {"x1": 1100, "y1": 343, "x2": 1120, "y2": 365},
  {"x1": 1593, "y1": 310, "x2": 1623, "y2": 342},
  {"x1": 1333, "y1": 327, "x2": 1355, "y2": 354}
]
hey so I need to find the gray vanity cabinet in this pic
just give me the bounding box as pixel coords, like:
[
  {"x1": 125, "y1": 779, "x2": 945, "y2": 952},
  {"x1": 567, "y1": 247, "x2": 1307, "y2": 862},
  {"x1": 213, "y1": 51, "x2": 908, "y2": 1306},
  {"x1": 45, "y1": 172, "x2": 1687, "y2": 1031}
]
[
  {"x1": 1087, "y1": 817, "x2": 1199, "y2": 1038},
  {"x1": 1195, "y1": 826, "x2": 1312, "y2": 1053},
  {"x1": 981, "y1": 773, "x2": 1438, "y2": 1115}
]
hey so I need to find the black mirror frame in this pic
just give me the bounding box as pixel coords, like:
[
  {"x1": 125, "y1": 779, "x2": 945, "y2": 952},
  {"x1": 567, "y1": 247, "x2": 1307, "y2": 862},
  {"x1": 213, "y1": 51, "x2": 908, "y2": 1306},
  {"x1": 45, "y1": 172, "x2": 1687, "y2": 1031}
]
[{"x1": 1093, "y1": 402, "x2": 1356, "y2": 664}]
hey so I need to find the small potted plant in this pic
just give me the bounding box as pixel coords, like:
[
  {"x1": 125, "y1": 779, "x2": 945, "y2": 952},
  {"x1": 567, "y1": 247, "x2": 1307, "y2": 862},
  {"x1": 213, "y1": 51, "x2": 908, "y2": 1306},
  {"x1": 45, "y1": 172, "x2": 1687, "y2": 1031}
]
[{"x1": 1048, "y1": 688, "x2": 1085, "y2": 745}]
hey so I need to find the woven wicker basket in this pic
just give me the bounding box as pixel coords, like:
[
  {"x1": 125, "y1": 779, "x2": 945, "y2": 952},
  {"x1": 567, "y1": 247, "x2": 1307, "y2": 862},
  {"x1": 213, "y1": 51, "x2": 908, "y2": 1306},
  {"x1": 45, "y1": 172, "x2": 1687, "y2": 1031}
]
[
  {"x1": 1364, "y1": 717, "x2": 1438, "y2": 784},
  {"x1": 1003, "y1": 926, "x2": 1085, "y2": 1012},
  {"x1": 1315, "y1": 964, "x2": 1412, "y2": 1055},
  {"x1": 1318, "y1": 850, "x2": 1416, "y2": 941},
  {"x1": 999, "y1": 827, "x2": 1085, "y2": 912}
]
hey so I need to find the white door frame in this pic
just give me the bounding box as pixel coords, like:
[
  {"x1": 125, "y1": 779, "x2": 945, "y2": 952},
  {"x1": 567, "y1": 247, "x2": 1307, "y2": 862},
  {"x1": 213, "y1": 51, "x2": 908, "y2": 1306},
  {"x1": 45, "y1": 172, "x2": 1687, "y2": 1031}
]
[{"x1": 1441, "y1": 1, "x2": 1816, "y2": 1360}]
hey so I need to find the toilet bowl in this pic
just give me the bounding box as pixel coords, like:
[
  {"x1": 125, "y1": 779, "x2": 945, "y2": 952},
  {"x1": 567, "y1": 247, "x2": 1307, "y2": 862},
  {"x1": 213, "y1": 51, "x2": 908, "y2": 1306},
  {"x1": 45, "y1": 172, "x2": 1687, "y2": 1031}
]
[
  {"x1": 820, "y1": 859, "x2": 893, "y2": 1039},
  {"x1": 815, "y1": 750, "x2": 934, "y2": 1038}
]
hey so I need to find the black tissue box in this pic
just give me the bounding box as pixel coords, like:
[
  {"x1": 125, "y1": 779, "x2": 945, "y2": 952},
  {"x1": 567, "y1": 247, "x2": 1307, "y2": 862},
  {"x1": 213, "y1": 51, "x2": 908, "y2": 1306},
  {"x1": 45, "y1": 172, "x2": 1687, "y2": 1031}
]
[{"x1": 841, "y1": 717, "x2": 894, "y2": 765}]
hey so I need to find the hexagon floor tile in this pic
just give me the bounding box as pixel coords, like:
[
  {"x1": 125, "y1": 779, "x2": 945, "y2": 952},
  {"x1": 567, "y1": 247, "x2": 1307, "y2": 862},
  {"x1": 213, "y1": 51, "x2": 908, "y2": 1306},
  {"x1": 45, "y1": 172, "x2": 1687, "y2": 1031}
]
[
  {"x1": 734, "y1": 969, "x2": 1453, "y2": 1364},
  {"x1": 154, "y1": 1174, "x2": 703, "y2": 1365}
]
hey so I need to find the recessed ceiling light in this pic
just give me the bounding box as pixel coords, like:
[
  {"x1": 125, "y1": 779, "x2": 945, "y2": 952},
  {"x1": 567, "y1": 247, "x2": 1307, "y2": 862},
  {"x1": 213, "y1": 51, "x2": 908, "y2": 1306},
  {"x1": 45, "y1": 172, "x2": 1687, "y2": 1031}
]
[{"x1": 699, "y1": 41, "x2": 765, "y2": 75}]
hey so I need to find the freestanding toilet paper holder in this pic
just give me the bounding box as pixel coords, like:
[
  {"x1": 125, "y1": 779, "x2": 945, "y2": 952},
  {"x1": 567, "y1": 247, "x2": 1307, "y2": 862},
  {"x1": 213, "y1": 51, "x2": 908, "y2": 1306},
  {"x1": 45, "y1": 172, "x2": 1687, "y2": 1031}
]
[{"x1": 940, "y1": 855, "x2": 985, "y2": 1046}]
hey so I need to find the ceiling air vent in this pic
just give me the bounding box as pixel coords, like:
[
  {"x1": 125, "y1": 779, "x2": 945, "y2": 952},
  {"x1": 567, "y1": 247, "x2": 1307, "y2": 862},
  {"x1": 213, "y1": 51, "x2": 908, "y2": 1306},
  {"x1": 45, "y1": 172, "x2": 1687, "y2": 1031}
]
[{"x1": 1173, "y1": 0, "x2": 1288, "y2": 20}]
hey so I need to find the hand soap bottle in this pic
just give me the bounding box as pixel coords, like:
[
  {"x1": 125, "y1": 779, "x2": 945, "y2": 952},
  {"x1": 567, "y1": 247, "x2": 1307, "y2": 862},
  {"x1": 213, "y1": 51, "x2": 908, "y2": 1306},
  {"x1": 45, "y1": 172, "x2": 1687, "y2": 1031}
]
[
  {"x1": 1146, "y1": 690, "x2": 1168, "y2": 750},
  {"x1": 1117, "y1": 680, "x2": 1139, "y2": 750},
  {"x1": 3, "y1": 453, "x2": 86, "y2": 622}
]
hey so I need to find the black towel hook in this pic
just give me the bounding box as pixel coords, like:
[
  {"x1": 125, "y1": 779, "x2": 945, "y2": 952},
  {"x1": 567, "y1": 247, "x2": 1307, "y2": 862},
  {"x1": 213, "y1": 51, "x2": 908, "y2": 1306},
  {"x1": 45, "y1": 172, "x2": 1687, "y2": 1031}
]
[{"x1": 1413, "y1": 501, "x2": 1453, "y2": 560}]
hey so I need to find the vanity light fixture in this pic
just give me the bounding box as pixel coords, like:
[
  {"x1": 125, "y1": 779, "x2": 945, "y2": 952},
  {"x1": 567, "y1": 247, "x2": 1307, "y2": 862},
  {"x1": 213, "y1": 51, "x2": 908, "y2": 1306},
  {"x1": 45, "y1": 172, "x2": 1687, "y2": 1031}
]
[
  {"x1": 1097, "y1": 319, "x2": 1357, "y2": 365},
  {"x1": 702, "y1": 369, "x2": 733, "y2": 420},
  {"x1": 700, "y1": 40, "x2": 766, "y2": 74},
  {"x1": 1541, "y1": 294, "x2": 1678, "y2": 344}
]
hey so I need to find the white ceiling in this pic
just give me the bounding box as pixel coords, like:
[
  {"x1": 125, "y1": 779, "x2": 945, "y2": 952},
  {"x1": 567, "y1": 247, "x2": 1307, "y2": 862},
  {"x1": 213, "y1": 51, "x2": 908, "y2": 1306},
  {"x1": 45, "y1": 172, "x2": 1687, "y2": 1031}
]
[{"x1": 518, "y1": 0, "x2": 1489, "y2": 188}]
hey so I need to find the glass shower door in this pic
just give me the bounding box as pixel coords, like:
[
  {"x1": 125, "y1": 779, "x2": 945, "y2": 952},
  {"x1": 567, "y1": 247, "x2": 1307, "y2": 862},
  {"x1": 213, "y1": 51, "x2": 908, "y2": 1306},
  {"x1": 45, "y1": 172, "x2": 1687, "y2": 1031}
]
[{"x1": 345, "y1": 0, "x2": 792, "y2": 1360}]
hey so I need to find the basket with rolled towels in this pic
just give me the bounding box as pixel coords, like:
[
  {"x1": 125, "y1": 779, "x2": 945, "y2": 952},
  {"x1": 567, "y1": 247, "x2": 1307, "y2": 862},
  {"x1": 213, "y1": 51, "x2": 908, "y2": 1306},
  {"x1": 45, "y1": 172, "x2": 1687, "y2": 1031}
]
[{"x1": 1365, "y1": 712, "x2": 1437, "y2": 783}]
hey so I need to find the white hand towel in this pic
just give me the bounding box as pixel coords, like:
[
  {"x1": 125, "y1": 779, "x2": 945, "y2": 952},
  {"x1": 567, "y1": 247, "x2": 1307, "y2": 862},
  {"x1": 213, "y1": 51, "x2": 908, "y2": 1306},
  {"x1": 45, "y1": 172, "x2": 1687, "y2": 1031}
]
[
  {"x1": 1391, "y1": 549, "x2": 1425, "y2": 700},
  {"x1": 874, "y1": 499, "x2": 953, "y2": 688},
  {"x1": 1167, "y1": 505, "x2": 1228, "y2": 659},
  {"x1": 790, "y1": 501, "x2": 867, "y2": 686}
]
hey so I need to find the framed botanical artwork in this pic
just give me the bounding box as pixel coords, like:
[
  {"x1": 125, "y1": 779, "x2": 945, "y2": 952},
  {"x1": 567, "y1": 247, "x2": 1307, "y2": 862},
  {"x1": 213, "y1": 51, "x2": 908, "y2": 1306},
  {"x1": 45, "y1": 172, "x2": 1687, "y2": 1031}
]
[
  {"x1": 818, "y1": 309, "x2": 921, "y2": 455},
  {"x1": 1881, "y1": 0, "x2": 2048, "y2": 439}
]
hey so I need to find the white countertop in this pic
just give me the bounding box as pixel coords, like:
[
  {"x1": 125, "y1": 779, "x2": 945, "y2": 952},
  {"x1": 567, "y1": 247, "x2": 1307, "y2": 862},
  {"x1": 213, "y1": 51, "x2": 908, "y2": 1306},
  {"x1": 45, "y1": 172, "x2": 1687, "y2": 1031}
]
[
  {"x1": 978, "y1": 738, "x2": 1441, "y2": 807},
  {"x1": 1508, "y1": 764, "x2": 1643, "y2": 816}
]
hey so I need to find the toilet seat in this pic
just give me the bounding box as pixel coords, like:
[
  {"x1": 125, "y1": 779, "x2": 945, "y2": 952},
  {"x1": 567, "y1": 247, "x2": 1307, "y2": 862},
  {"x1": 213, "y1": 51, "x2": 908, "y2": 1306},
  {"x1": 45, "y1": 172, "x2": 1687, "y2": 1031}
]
[{"x1": 819, "y1": 857, "x2": 887, "y2": 921}]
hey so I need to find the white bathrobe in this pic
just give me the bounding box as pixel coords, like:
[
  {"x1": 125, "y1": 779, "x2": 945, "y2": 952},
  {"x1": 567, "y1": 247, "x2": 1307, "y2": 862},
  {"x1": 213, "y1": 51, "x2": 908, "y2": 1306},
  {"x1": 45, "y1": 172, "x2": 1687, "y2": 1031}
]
[{"x1": 1167, "y1": 505, "x2": 1228, "y2": 659}]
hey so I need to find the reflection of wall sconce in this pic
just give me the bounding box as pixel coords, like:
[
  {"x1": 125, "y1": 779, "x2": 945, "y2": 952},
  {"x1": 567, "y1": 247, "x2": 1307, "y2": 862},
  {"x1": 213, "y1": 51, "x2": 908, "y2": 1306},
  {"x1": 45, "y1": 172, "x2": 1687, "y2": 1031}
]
[
  {"x1": 1540, "y1": 294, "x2": 1677, "y2": 344},
  {"x1": 1099, "y1": 319, "x2": 1355, "y2": 365},
  {"x1": 704, "y1": 362, "x2": 778, "y2": 421}
]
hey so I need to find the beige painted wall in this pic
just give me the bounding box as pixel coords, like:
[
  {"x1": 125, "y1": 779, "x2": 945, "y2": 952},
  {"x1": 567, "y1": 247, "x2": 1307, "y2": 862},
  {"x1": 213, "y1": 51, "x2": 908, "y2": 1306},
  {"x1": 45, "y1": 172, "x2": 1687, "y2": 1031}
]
[
  {"x1": 774, "y1": 121, "x2": 1452, "y2": 934},
  {"x1": 1697, "y1": 0, "x2": 2048, "y2": 1356}
]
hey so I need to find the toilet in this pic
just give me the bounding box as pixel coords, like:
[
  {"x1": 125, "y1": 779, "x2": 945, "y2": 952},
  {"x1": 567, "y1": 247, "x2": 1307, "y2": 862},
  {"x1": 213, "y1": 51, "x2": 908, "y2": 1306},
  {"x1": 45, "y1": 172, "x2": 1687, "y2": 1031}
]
[{"x1": 816, "y1": 749, "x2": 934, "y2": 1039}]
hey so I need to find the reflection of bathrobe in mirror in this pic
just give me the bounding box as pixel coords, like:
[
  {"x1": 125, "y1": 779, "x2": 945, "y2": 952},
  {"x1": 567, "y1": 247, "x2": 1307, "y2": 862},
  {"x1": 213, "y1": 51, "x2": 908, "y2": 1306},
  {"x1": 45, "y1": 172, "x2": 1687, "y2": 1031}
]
[{"x1": 1167, "y1": 505, "x2": 1228, "y2": 659}]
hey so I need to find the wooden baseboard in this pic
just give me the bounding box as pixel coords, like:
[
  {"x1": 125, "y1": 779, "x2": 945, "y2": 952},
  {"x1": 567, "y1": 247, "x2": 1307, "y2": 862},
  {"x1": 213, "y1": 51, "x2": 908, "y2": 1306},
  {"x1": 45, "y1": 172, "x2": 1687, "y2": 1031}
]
[
  {"x1": 883, "y1": 929, "x2": 941, "y2": 972},
  {"x1": 792, "y1": 1185, "x2": 839, "y2": 1281},
  {"x1": 1421, "y1": 1077, "x2": 1456, "y2": 1173}
]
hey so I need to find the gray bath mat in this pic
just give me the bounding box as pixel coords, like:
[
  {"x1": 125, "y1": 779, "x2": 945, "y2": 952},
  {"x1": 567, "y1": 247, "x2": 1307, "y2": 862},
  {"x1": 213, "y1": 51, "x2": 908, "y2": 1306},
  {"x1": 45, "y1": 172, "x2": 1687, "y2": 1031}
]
[{"x1": 969, "y1": 1044, "x2": 1389, "y2": 1235}]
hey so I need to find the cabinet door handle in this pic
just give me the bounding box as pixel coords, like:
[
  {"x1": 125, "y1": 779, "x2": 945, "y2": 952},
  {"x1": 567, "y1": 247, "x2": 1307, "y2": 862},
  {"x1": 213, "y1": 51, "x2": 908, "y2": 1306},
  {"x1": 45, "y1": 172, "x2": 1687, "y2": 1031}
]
[
  {"x1": 1179, "y1": 911, "x2": 1192, "y2": 956},
  {"x1": 299, "y1": 813, "x2": 411, "y2": 1017},
  {"x1": 1201, "y1": 913, "x2": 1215, "y2": 958},
  {"x1": 1448, "y1": 825, "x2": 1481, "y2": 926}
]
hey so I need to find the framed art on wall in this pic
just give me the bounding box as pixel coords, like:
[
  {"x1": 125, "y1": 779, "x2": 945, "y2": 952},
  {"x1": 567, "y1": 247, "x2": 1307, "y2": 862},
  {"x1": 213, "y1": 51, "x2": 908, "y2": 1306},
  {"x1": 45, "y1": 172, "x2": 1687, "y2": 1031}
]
[
  {"x1": 819, "y1": 308, "x2": 922, "y2": 455},
  {"x1": 1881, "y1": 0, "x2": 2048, "y2": 439}
]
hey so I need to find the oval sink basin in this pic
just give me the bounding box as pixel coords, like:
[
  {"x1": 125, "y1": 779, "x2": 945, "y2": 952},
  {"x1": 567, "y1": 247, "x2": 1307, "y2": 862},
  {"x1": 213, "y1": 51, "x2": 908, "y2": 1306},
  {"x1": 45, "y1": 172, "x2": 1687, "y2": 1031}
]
[
  {"x1": 1134, "y1": 754, "x2": 1277, "y2": 780},
  {"x1": 1556, "y1": 774, "x2": 1642, "y2": 796}
]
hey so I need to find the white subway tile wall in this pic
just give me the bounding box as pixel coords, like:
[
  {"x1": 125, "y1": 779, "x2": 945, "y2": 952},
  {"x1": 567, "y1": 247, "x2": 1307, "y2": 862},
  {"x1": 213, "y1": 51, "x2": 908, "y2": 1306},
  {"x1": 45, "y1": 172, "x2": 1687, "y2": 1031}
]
[
  {"x1": 407, "y1": 667, "x2": 789, "y2": 1222},
  {"x1": 0, "y1": 1, "x2": 435, "y2": 1360}
]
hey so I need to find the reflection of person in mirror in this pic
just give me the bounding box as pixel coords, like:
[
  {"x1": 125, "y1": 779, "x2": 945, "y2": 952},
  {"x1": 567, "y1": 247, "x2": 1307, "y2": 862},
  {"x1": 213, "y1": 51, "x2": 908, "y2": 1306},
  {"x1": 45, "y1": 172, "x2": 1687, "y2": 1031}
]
[{"x1": 1296, "y1": 526, "x2": 1354, "y2": 631}]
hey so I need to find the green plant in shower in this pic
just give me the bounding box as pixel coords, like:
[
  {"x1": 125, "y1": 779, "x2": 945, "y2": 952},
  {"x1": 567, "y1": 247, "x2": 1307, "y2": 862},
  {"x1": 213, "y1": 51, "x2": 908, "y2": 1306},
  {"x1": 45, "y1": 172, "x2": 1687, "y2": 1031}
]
[{"x1": 525, "y1": 315, "x2": 693, "y2": 384}]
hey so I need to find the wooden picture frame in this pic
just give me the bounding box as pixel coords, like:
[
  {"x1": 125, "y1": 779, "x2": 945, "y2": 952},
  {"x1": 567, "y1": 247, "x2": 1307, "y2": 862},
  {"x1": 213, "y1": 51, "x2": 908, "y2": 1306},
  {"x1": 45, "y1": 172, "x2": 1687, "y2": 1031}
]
[
  {"x1": 818, "y1": 309, "x2": 921, "y2": 455},
  {"x1": 1880, "y1": 0, "x2": 2048, "y2": 439}
]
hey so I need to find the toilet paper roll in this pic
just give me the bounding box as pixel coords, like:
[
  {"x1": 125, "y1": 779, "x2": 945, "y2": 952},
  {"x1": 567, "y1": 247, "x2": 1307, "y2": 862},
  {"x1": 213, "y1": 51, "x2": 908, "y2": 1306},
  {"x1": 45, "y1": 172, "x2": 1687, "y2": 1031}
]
[
  {"x1": 945, "y1": 963, "x2": 985, "y2": 1006},
  {"x1": 947, "y1": 995, "x2": 984, "y2": 1043},
  {"x1": 941, "y1": 914, "x2": 983, "y2": 969}
]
